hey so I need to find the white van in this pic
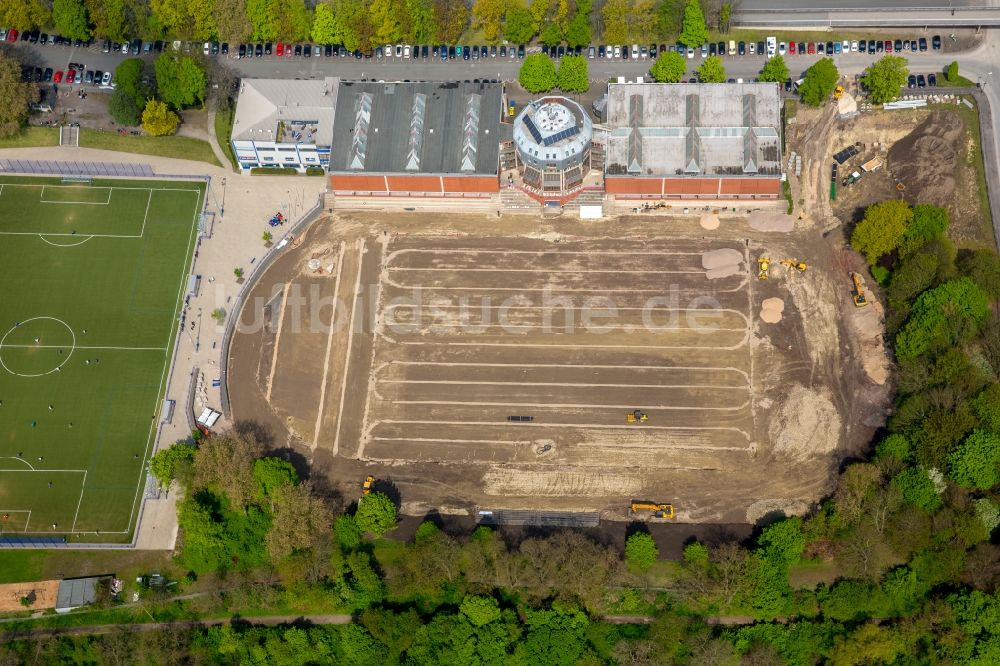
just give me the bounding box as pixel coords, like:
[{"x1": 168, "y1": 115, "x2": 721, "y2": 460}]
[{"x1": 766, "y1": 36, "x2": 777, "y2": 57}]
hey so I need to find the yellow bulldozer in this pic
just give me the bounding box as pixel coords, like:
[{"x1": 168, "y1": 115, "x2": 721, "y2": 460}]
[
  {"x1": 757, "y1": 256, "x2": 770, "y2": 280},
  {"x1": 627, "y1": 409, "x2": 648, "y2": 423},
  {"x1": 781, "y1": 259, "x2": 807, "y2": 272},
  {"x1": 630, "y1": 501, "x2": 676, "y2": 520},
  {"x1": 850, "y1": 272, "x2": 869, "y2": 307},
  {"x1": 362, "y1": 475, "x2": 375, "y2": 495}
]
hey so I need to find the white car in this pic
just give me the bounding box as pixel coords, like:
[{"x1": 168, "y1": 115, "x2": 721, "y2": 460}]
[
  {"x1": 121, "y1": 42, "x2": 129, "y2": 54},
  {"x1": 631, "y1": 44, "x2": 639, "y2": 59},
  {"x1": 778, "y1": 41, "x2": 786, "y2": 55},
  {"x1": 203, "y1": 41, "x2": 211, "y2": 55},
  {"x1": 403, "y1": 45, "x2": 410, "y2": 58},
  {"x1": 842, "y1": 40, "x2": 850, "y2": 52},
  {"x1": 384, "y1": 43, "x2": 393, "y2": 57},
  {"x1": 614, "y1": 45, "x2": 621, "y2": 58},
  {"x1": 101, "y1": 71, "x2": 112, "y2": 86},
  {"x1": 605, "y1": 44, "x2": 613, "y2": 59},
  {"x1": 851, "y1": 40, "x2": 859, "y2": 52},
  {"x1": 686, "y1": 46, "x2": 694, "y2": 59},
  {"x1": 766, "y1": 36, "x2": 776, "y2": 57}
]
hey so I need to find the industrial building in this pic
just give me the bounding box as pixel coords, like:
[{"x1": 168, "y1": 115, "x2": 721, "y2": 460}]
[
  {"x1": 511, "y1": 97, "x2": 594, "y2": 197},
  {"x1": 326, "y1": 81, "x2": 505, "y2": 199},
  {"x1": 230, "y1": 77, "x2": 338, "y2": 173},
  {"x1": 603, "y1": 82, "x2": 783, "y2": 200}
]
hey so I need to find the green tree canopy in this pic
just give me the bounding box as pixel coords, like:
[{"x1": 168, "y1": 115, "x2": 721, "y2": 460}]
[
  {"x1": 114, "y1": 58, "x2": 150, "y2": 109},
  {"x1": 895, "y1": 278, "x2": 991, "y2": 361},
  {"x1": 757, "y1": 517, "x2": 806, "y2": 565},
  {"x1": 355, "y1": 491, "x2": 398, "y2": 536},
  {"x1": 519, "y1": 53, "x2": 557, "y2": 93},
  {"x1": 697, "y1": 55, "x2": 726, "y2": 83},
  {"x1": 862, "y1": 55, "x2": 909, "y2": 104},
  {"x1": 565, "y1": 13, "x2": 591, "y2": 48},
  {"x1": 758, "y1": 54, "x2": 789, "y2": 83},
  {"x1": 892, "y1": 467, "x2": 943, "y2": 512},
  {"x1": 0, "y1": 52, "x2": 39, "y2": 138},
  {"x1": 109, "y1": 87, "x2": 141, "y2": 126},
  {"x1": 799, "y1": 57, "x2": 839, "y2": 106},
  {"x1": 141, "y1": 99, "x2": 180, "y2": 136},
  {"x1": 252, "y1": 457, "x2": 298, "y2": 502},
  {"x1": 625, "y1": 532, "x2": 659, "y2": 569},
  {"x1": 678, "y1": 0, "x2": 708, "y2": 47},
  {"x1": 946, "y1": 60, "x2": 959, "y2": 83},
  {"x1": 459, "y1": 595, "x2": 502, "y2": 627},
  {"x1": 52, "y1": 0, "x2": 91, "y2": 41},
  {"x1": 650, "y1": 50, "x2": 687, "y2": 83},
  {"x1": 148, "y1": 442, "x2": 195, "y2": 489},
  {"x1": 949, "y1": 430, "x2": 1000, "y2": 490},
  {"x1": 851, "y1": 199, "x2": 914, "y2": 265},
  {"x1": 154, "y1": 53, "x2": 207, "y2": 109},
  {"x1": 974, "y1": 383, "x2": 1000, "y2": 431},
  {"x1": 504, "y1": 3, "x2": 535, "y2": 44},
  {"x1": 959, "y1": 248, "x2": 1000, "y2": 298},
  {"x1": 899, "y1": 204, "x2": 949, "y2": 256},
  {"x1": 556, "y1": 54, "x2": 588, "y2": 93},
  {"x1": 310, "y1": 3, "x2": 339, "y2": 44}
]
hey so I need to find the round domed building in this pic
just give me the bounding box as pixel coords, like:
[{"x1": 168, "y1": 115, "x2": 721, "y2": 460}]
[{"x1": 512, "y1": 97, "x2": 593, "y2": 196}]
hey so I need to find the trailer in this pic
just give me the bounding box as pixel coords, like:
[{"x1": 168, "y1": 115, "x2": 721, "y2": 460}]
[
  {"x1": 833, "y1": 145, "x2": 859, "y2": 164},
  {"x1": 860, "y1": 157, "x2": 883, "y2": 173}
]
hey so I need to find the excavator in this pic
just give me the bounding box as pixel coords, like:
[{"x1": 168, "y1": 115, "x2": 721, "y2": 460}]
[
  {"x1": 781, "y1": 259, "x2": 807, "y2": 272},
  {"x1": 630, "y1": 501, "x2": 676, "y2": 520},
  {"x1": 626, "y1": 409, "x2": 648, "y2": 423},
  {"x1": 757, "y1": 256, "x2": 770, "y2": 280},
  {"x1": 362, "y1": 475, "x2": 375, "y2": 495},
  {"x1": 850, "y1": 272, "x2": 869, "y2": 307}
]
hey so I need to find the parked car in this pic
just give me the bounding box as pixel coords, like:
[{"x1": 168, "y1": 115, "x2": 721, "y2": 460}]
[
  {"x1": 884, "y1": 40, "x2": 892, "y2": 52},
  {"x1": 917, "y1": 74, "x2": 926, "y2": 88},
  {"x1": 84, "y1": 70, "x2": 94, "y2": 84},
  {"x1": 788, "y1": 41, "x2": 795, "y2": 55},
  {"x1": 928, "y1": 73, "x2": 937, "y2": 86},
  {"x1": 708, "y1": 42, "x2": 716, "y2": 56},
  {"x1": 778, "y1": 41, "x2": 786, "y2": 55},
  {"x1": 908, "y1": 74, "x2": 917, "y2": 88},
  {"x1": 588, "y1": 45, "x2": 596, "y2": 58},
  {"x1": 294, "y1": 44, "x2": 302, "y2": 56},
  {"x1": 932, "y1": 34, "x2": 941, "y2": 50},
  {"x1": 53, "y1": 70, "x2": 63, "y2": 83},
  {"x1": 842, "y1": 40, "x2": 850, "y2": 52},
  {"x1": 919, "y1": 37, "x2": 928, "y2": 52},
  {"x1": 120, "y1": 42, "x2": 129, "y2": 53},
  {"x1": 738, "y1": 41, "x2": 745, "y2": 55},
  {"x1": 255, "y1": 43, "x2": 263, "y2": 57},
  {"x1": 238, "y1": 44, "x2": 246, "y2": 58},
  {"x1": 894, "y1": 39, "x2": 902, "y2": 52},
  {"x1": 93, "y1": 69, "x2": 103, "y2": 85},
  {"x1": 102, "y1": 71, "x2": 112, "y2": 86},
  {"x1": 5, "y1": 29, "x2": 16, "y2": 42},
  {"x1": 518, "y1": 45, "x2": 525, "y2": 58},
  {"x1": 851, "y1": 40, "x2": 858, "y2": 52},
  {"x1": 833, "y1": 42, "x2": 841, "y2": 54},
  {"x1": 314, "y1": 44, "x2": 321, "y2": 56},
  {"x1": 700, "y1": 43, "x2": 707, "y2": 57},
  {"x1": 43, "y1": 67, "x2": 52, "y2": 81}
]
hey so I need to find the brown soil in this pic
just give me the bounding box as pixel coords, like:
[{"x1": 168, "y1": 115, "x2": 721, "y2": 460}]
[
  {"x1": 0, "y1": 580, "x2": 58, "y2": 612},
  {"x1": 227, "y1": 209, "x2": 890, "y2": 525},
  {"x1": 888, "y1": 111, "x2": 962, "y2": 208}
]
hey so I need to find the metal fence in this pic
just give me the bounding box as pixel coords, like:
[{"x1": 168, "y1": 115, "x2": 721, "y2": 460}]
[
  {"x1": 0, "y1": 159, "x2": 156, "y2": 177},
  {"x1": 218, "y1": 195, "x2": 325, "y2": 416},
  {"x1": 476, "y1": 510, "x2": 601, "y2": 528}
]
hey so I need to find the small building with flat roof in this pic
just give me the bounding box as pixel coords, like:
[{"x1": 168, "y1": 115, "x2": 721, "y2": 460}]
[
  {"x1": 231, "y1": 77, "x2": 339, "y2": 173},
  {"x1": 55, "y1": 577, "x2": 103, "y2": 613},
  {"x1": 327, "y1": 80, "x2": 504, "y2": 199},
  {"x1": 604, "y1": 82, "x2": 783, "y2": 200},
  {"x1": 512, "y1": 96, "x2": 593, "y2": 196}
]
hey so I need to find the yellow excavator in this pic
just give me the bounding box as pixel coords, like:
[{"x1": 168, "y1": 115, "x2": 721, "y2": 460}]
[
  {"x1": 757, "y1": 256, "x2": 770, "y2": 280},
  {"x1": 630, "y1": 502, "x2": 676, "y2": 520},
  {"x1": 627, "y1": 409, "x2": 648, "y2": 423},
  {"x1": 781, "y1": 259, "x2": 807, "y2": 272},
  {"x1": 362, "y1": 475, "x2": 375, "y2": 495},
  {"x1": 851, "y1": 272, "x2": 869, "y2": 307}
]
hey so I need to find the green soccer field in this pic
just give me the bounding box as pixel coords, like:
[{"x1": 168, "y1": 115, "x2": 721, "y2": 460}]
[{"x1": 0, "y1": 176, "x2": 204, "y2": 541}]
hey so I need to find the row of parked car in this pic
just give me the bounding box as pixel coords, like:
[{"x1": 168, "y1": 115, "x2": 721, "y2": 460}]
[
  {"x1": 907, "y1": 73, "x2": 939, "y2": 88},
  {"x1": 2, "y1": 28, "x2": 93, "y2": 48},
  {"x1": 24, "y1": 62, "x2": 113, "y2": 87}
]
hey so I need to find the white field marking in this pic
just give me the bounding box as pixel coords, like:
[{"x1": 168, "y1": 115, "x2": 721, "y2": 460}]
[
  {"x1": 355, "y1": 240, "x2": 387, "y2": 461},
  {"x1": 373, "y1": 418, "x2": 753, "y2": 441},
  {"x1": 0, "y1": 457, "x2": 36, "y2": 470},
  {"x1": 385, "y1": 335, "x2": 751, "y2": 352},
  {"x1": 332, "y1": 239, "x2": 366, "y2": 457},
  {"x1": 0, "y1": 230, "x2": 141, "y2": 238},
  {"x1": 0, "y1": 183, "x2": 200, "y2": 193},
  {"x1": 38, "y1": 235, "x2": 94, "y2": 247},
  {"x1": 380, "y1": 379, "x2": 751, "y2": 391},
  {"x1": 385, "y1": 248, "x2": 722, "y2": 262},
  {"x1": 386, "y1": 304, "x2": 752, "y2": 329},
  {"x1": 70, "y1": 470, "x2": 88, "y2": 532},
  {"x1": 39, "y1": 185, "x2": 112, "y2": 204},
  {"x1": 393, "y1": 323, "x2": 748, "y2": 333},
  {"x1": 384, "y1": 274, "x2": 749, "y2": 293},
  {"x1": 389, "y1": 267, "x2": 708, "y2": 275},
  {"x1": 379, "y1": 360, "x2": 752, "y2": 383},
  {"x1": 0, "y1": 469, "x2": 88, "y2": 532},
  {"x1": 311, "y1": 242, "x2": 347, "y2": 449},
  {"x1": 122, "y1": 186, "x2": 203, "y2": 537},
  {"x1": 367, "y1": 436, "x2": 749, "y2": 452},
  {"x1": 265, "y1": 282, "x2": 293, "y2": 403},
  {"x1": 391, "y1": 398, "x2": 752, "y2": 411},
  {"x1": 0, "y1": 510, "x2": 32, "y2": 533},
  {"x1": 0, "y1": 344, "x2": 166, "y2": 350}
]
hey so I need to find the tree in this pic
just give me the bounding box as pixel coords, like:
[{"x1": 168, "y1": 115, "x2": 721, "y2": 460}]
[
  {"x1": 601, "y1": 0, "x2": 628, "y2": 43},
  {"x1": 519, "y1": 53, "x2": 557, "y2": 93},
  {"x1": 949, "y1": 430, "x2": 1000, "y2": 490},
  {"x1": 311, "y1": 2, "x2": 339, "y2": 44},
  {"x1": 114, "y1": 59, "x2": 150, "y2": 110},
  {"x1": 757, "y1": 517, "x2": 806, "y2": 565},
  {"x1": 758, "y1": 54, "x2": 789, "y2": 83},
  {"x1": 697, "y1": 55, "x2": 726, "y2": 83},
  {"x1": 565, "y1": 13, "x2": 591, "y2": 48},
  {"x1": 892, "y1": 468, "x2": 943, "y2": 512},
  {"x1": 851, "y1": 199, "x2": 913, "y2": 265},
  {"x1": 678, "y1": 0, "x2": 707, "y2": 47},
  {"x1": 959, "y1": 249, "x2": 1000, "y2": 298},
  {"x1": 719, "y1": 1, "x2": 731, "y2": 32},
  {"x1": 472, "y1": 0, "x2": 505, "y2": 43},
  {"x1": 265, "y1": 481, "x2": 334, "y2": 562},
  {"x1": 625, "y1": 532, "x2": 659, "y2": 569},
  {"x1": 109, "y1": 88, "x2": 141, "y2": 126},
  {"x1": 0, "y1": 52, "x2": 39, "y2": 138},
  {"x1": 799, "y1": 57, "x2": 839, "y2": 106},
  {"x1": 946, "y1": 60, "x2": 959, "y2": 83},
  {"x1": 191, "y1": 430, "x2": 263, "y2": 511},
  {"x1": 862, "y1": 55, "x2": 909, "y2": 104},
  {"x1": 234, "y1": 267, "x2": 244, "y2": 280},
  {"x1": 149, "y1": 442, "x2": 195, "y2": 489},
  {"x1": 556, "y1": 55, "x2": 588, "y2": 93},
  {"x1": 404, "y1": 0, "x2": 436, "y2": 43},
  {"x1": 141, "y1": 99, "x2": 180, "y2": 136},
  {"x1": 899, "y1": 204, "x2": 948, "y2": 256},
  {"x1": 0, "y1": 0, "x2": 50, "y2": 31},
  {"x1": 895, "y1": 278, "x2": 990, "y2": 361},
  {"x1": 154, "y1": 54, "x2": 207, "y2": 109},
  {"x1": 355, "y1": 491, "x2": 397, "y2": 536},
  {"x1": 262, "y1": 230, "x2": 273, "y2": 243},
  {"x1": 52, "y1": 0, "x2": 91, "y2": 41},
  {"x1": 252, "y1": 457, "x2": 298, "y2": 504},
  {"x1": 974, "y1": 384, "x2": 1000, "y2": 431},
  {"x1": 460, "y1": 595, "x2": 502, "y2": 627},
  {"x1": 504, "y1": 3, "x2": 535, "y2": 44},
  {"x1": 888, "y1": 251, "x2": 940, "y2": 307},
  {"x1": 650, "y1": 51, "x2": 687, "y2": 83},
  {"x1": 213, "y1": 0, "x2": 252, "y2": 44},
  {"x1": 211, "y1": 307, "x2": 226, "y2": 322}
]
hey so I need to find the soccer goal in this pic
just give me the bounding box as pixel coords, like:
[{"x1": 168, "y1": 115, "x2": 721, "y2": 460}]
[{"x1": 60, "y1": 175, "x2": 93, "y2": 186}]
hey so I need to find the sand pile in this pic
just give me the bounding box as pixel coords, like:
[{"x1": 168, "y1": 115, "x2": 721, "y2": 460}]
[
  {"x1": 748, "y1": 211, "x2": 795, "y2": 232},
  {"x1": 769, "y1": 385, "x2": 842, "y2": 462},
  {"x1": 702, "y1": 249, "x2": 743, "y2": 279},
  {"x1": 699, "y1": 211, "x2": 720, "y2": 230},
  {"x1": 760, "y1": 297, "x2": 785, "y2": 323}
]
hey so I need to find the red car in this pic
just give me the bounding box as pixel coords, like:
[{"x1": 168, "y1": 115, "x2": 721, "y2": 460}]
[
  {"x1": 284, "y1": 43, "x2": 292, "y2": 56},
  {"x1": 276, "y1": 42, "x2": 284, "y2": 56},
  {"x1": 788, "y1": 41, "x2": 796, "y2": 55},
  {"x1": 885, "y1": 40, "x2": 893, "y2": 52},
  {"x1": 5, "y1": 29, "x2": 16, "y2": 42},
  {"x1": 66, "y1": 69, "x2": 75, "y2": 83},
  {"x1": 53, "y1": 69, "x2": 63, "y2": 83},
  {"x1": 806, "y1": 42, "x2": 815, "y2": 55}
]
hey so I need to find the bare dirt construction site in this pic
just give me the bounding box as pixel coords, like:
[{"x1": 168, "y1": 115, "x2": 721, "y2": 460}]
[{"x1": 227, "y1": 209, "x2": 889, "y2": 524}]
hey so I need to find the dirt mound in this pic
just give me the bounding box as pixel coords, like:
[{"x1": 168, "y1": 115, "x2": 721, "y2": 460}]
[
  {"x1": 699, "y1": 211, "x2": 720, "y2": 230},
  {"x1": 888, "y1": 111, "x2": 962, "y2": 208},
  {"x1": 769, "y1": 385, "x2": 841, "y2": 462},
  {"x1": 747, "y1": 211, "x2": 795, "y2": 232},
  {"x1": 701, "y1": 248, "x2": 743, "y2": 270},
  {"x1": 760, "y1": 297, "x2": 785, "y2": 323}
]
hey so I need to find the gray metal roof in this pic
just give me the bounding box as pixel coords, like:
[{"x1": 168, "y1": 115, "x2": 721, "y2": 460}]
[
  {"x1": 328, "y1": 81, "x2": 503, "y2": 175},
  {"x1": 56, "y1": 577, "x2": 99, "y2": 610},
  {"x1": 232, "y1": 77, "x2": 340, "y2": 146},
  {"x1": 605, "y1": 83, "x2": 782, "y2": 177}
]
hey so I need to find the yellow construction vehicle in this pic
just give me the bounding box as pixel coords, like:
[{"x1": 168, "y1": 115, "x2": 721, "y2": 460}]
[
  {"x1": 834, "y1": 85, "x2": 844, "y2": 99},
  {"x1": 626, "y1": 409, "x2": 648, "y2": 423},
  {"x1": 757, "y1": 256, "x2": 770, "y2": 280},
  {"x1": 362, "y1": 475, "x2": 375, "y2": 495},
  {"x1": 630, "y1": 501, "x2": 675, "y2": 520},
  {"x1": 851, "y1": 272, "x2": 869, "y2": 307},
  {"x1": 781, "y1": 259, "x2": 807, "y2": 272}
]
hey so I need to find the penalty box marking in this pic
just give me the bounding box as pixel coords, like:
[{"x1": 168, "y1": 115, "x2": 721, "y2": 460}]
[
  {"x1": 0, "y1": 469, "x2": 88, "y2": 533},
  {"x1": 0, "y1": 510, "x2": 31, "y2": 532}
]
